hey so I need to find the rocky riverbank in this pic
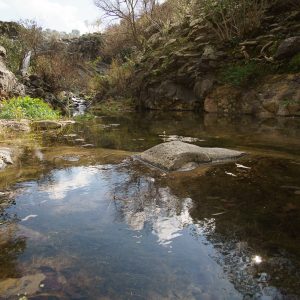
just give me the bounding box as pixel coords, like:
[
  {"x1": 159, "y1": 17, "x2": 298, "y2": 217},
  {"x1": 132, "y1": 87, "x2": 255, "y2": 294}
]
[
  {"x1": 0, "y1": 46, "x2": 25, "y2": 98},
  {"x1": 132, "y1": 2, "x2": 300, "y2": 116}
]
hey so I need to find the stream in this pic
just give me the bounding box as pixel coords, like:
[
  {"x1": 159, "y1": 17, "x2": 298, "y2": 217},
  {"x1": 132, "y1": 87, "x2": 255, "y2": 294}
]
[{"x1": 0, "y1": 112, "x2": 299, "y2": 300}]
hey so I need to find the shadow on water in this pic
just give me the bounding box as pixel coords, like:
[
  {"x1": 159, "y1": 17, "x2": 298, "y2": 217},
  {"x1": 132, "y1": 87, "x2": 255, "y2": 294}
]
[{"x1": 0, "y1": 112, "x2": 299, "y2": 299}]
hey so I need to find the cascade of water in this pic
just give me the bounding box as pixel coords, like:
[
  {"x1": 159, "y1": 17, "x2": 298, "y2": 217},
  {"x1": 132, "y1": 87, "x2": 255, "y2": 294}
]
[{"x1": 21, "y1": 51, "x2": 32, "y2": 76}]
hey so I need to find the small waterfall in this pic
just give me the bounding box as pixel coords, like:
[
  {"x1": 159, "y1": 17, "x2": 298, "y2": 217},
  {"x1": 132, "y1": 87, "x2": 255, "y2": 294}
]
[
  {"x1": 71, "y1": 96, "x2": 87, "y2": 116},
  {"x1": 21, "y1": 51, "x2": 32, "y2": 76}
]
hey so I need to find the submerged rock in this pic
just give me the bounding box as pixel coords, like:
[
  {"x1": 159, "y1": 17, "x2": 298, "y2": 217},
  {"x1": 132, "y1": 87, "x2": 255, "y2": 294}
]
[
  {"x1": 137, "y1": 141, "x2": 245, "y2": 171},
  {"x1": 0, "y1": 273, "x2": 46, "y2": 297}
]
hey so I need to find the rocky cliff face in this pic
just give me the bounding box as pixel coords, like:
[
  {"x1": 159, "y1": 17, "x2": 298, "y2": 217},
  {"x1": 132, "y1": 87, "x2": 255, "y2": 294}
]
[
  {"x1": 134, "y1": 4, "x2": 300, "y2": 117},
  {"x1": 0, "y1": 46, "x2": 25, "y2": 98}
]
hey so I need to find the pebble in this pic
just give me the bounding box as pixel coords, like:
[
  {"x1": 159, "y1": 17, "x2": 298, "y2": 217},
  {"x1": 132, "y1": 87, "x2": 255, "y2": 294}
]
[
  {"x1": 257, "y1": 272, "x2": 269, "y2": 283},
  {"x1": 63, "y1": 134, "x2": 77, "y2": 138},
  {"x1": 82, "y1": 144, "x2": 95, "y2": 148}
]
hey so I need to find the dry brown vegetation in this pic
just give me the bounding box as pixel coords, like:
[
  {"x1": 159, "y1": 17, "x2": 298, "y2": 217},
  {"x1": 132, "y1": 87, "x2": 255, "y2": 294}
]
[{"x1": 194, "y1": 0, "x2": 273, "y2": 41}]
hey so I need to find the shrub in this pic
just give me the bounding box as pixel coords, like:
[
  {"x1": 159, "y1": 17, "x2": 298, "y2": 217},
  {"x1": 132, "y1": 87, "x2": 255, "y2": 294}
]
[
  {"x1": 287, "y1": 0, "x2": 300, "y2": 9},
  {"x1": 196, "y1": 0, "x2": 271, "y2": 41},
  {"x1": 220, "y1": 62, "x2": 269, "y2": 86},
  {"x1": 0, "y1": 96, "x2": 60, "y2": 120},
  {"x1": 34, "y1": 53, "x2": 88, "y2": 92},
  {"x1": 102, "y1": 24, "x2": 135, "y2": 62},
  {"x1": 107, "y1": 59, "x2": 135, "y2": 94}
]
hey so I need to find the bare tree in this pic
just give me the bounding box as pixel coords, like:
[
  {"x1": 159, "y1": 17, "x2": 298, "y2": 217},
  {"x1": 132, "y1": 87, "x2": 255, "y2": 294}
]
[
  {"x1": 94, "y1": 0, "x2": 141, "y2": 45},
  {"x1": 18, "y1": 19, "x2": 43, "y2": 55},
  {"x1": 141, "y1": 0, "x2": 158, "y2": 16}
]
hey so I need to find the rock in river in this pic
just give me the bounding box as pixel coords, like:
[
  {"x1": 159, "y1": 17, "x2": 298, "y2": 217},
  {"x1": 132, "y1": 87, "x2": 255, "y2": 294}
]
[
  {"x1": 0, "y1": 147, "x2": 13, "y2": 170},
  {"x1": 31, "y1": 121, "x2": 62, "y2": 130},
  {"x1": 137, "y1": 141, "x2": 245, "y2": 171},
  {"x1": 0, "y1": 273, "x2": 46, "y2": 297}
]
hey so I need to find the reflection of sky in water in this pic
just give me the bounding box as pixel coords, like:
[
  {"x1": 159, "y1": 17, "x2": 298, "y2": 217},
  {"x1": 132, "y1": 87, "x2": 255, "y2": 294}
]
[
  {"x1": 6, "y1": 165, "x2": 287, "y2": 299},
  {"x1": 39, "y1": 167, "x2": 99, "y2": 200}
]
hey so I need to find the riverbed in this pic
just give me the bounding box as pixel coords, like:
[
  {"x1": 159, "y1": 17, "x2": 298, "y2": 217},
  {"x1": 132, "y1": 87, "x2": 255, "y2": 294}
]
[{"x1": 0, "y1": 112, "x2": 299, "y2": 299}]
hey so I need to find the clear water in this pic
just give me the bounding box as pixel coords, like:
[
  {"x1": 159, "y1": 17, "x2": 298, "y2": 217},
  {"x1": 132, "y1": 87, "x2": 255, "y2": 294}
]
[{"x1": 0, "y1": 112, "x2": 299, "y2": 299}]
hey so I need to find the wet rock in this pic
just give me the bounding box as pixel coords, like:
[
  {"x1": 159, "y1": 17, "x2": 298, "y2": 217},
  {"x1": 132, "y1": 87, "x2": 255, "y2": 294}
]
[
  {"x1": 0, "y1": 273, "x2": 46, "y2": 297},
  {"x1": 31, "y1": 121, "x2": 62, "y2": 130},
  {"x1": 0, "y1": 119, "x2": 31, "y2": 131},
  {"x1": 63, "y1": 134, "x2": 78, "y2": 138},
  {"x1": 275, "y1": 37, "x2": 300, "y2": 59},
  {"x1": 60, "y1": 120, "x2": 76, "y2": 127},
  {"x1": 81, "y1": 144, "x2": 94, "y2": 148},
  {"x1": 137, "y1": 141, "x2": 245, "y2": 171}
]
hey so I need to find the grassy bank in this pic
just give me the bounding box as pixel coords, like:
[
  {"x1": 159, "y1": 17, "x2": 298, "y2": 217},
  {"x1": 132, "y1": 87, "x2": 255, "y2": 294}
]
[{"x1": 0, "y1": 96, "x2": 61, "y2": 120}]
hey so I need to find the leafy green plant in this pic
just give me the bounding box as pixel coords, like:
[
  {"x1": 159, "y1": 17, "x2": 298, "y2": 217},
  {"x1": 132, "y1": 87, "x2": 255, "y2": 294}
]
[
  {"x1": 0, "y1": 96, "x2": 61, "y2": 120},
  {"x1": 288, "y1": 53, "x2": 300, "y2": 72},
  {"x1": 220, "y1": 62, "x2": 270, "y2": 86},
  {"x1": 282, "y1": 98, "x2": 299, "y2": 107}
]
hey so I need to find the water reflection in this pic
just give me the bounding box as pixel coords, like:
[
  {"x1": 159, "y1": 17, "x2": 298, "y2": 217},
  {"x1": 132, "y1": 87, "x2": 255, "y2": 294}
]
[
  {"x1": 44, "y1": 112, "x2": 300, "y2": 157},
  {"x1": 0, "y1": 112, "x2": 299, "y2": 299},
  {"x1": 39, "y1": 167, "x2": 99, "y2": 200},
  {"x1": 0, "y1": 220, "x2": 27, "y2": 284}
]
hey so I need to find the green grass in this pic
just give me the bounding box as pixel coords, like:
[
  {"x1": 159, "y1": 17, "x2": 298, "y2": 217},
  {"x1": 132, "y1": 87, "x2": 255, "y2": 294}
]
[
  {"x1": 0, "y1": 96, "x2": 61, "y2": 120},
  {"x1": 288, "y1": 53, "x2": 300, "y2": 72},
  {"x1": 220, "y1": 62, "x2": 272, "y2": 86}
]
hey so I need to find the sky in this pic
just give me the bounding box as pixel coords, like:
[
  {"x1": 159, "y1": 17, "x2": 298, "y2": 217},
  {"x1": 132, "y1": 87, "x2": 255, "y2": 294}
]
[{"x1": 0, "y1": 0, "x2": 101, "y2": 33}]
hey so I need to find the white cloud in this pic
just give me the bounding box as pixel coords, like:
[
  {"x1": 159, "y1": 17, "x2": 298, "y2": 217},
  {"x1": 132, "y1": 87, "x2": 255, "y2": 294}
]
[
  {"x1": 0, "y1": 1, "x2": 9, "y2": 9},
  {"x1": 0, "y1": 0, "x2": 100, "y2": 33}
]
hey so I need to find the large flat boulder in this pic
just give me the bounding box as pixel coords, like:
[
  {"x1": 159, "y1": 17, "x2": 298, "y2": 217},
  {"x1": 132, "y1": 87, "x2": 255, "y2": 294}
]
[
  {"x1": 31, "y1": 120, "x2": 62, "y2": 130},
  {"x1": 137, "y1": 141, "x2": 245, "y2": 171},
  {"x1": 31, "y1": 120, "x2": 76, "y2": 130}
]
